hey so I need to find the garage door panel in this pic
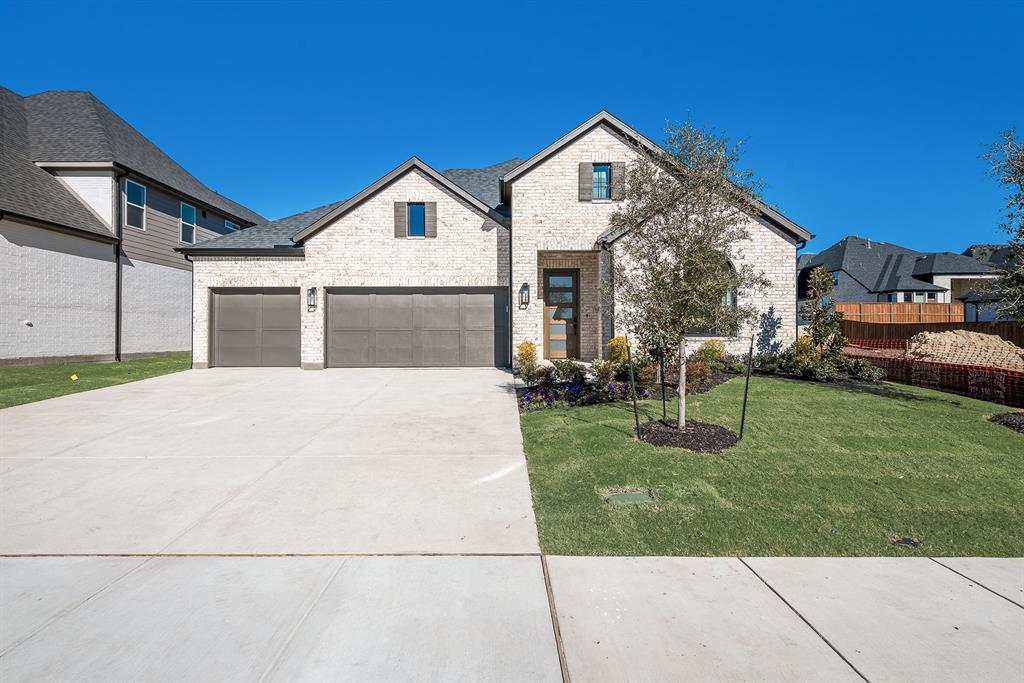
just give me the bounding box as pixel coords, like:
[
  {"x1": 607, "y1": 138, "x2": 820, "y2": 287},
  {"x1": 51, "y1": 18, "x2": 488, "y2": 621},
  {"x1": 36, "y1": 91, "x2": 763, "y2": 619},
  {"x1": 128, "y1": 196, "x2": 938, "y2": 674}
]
[
  {"x1": 261, "y1": 294, "x2": 301, "y2": 330},
  {"x1": 326, "y1": 288, "x2": 507, "y2": 368},
  {"x1": 421, "y1": 330, "x2": 462, "y2": 366},
  {"x1": 374, "y1": 295, "x2": 414, "y2": 329},
  {"x1": 329, "y1": 294, "x2": 370, "y2": 330},
  {"x1": 261, "y1": 330, "x2": 301, "y2": 366},
  {"x1": 328, "y1": 331, "x2": 371, "y2": 367},
  {"x1": 215, "y1": 294, "x2": 260, "y2": 330},
  {"x1": 417, "y1": 294, "x2": 461, "y2": 329},
  {"x1": 215, "y1": 330, "x2": 261, "y2": 367},
  {"x1": 374, "y1": 331, "x2": 414, "y2": 366}
]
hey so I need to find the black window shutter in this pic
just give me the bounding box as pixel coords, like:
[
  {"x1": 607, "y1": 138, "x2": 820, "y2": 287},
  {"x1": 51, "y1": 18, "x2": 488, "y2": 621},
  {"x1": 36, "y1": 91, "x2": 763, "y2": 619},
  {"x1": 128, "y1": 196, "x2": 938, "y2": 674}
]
[
  {"x1": 425, "y1": 202, "x2": 437, "y2": 238},
  {"x1": 611, "y1": 162, "x2": 625, "y2": 199},
  {"x1": 578, "y1": 162, "x2": 593, "y2": 202},
  {"x1": 394, "y1": 202, "x2": 407, "y2": 238}
]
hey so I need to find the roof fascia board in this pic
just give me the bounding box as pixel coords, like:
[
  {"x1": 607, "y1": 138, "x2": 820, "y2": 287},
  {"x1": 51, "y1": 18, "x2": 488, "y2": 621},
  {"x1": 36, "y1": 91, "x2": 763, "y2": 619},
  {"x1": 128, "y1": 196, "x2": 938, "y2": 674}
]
[
  {"x1": 35, "y1": 161, "x2": 118, "y2": 170},
  {"x1": 0, "y1": 210, "x2": 117, "y2": 243},
  {"x1": 292, "y1": 157, "x2": 508, "y2": 243},
  {"x1": 175, "y1": 247, "x2": 305, "y2": 257}
]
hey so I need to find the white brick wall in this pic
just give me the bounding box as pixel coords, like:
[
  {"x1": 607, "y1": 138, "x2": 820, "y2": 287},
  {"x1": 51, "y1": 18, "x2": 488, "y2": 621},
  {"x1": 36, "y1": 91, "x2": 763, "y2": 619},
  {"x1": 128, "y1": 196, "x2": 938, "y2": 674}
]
[
  {"x1": 0, "y1": 218, "x2": 116, "y2": 362},
  {"x1": 509, "y1": 122, "x2": 798, "y2": 360},
  {"x1": 191, "y1": 169, "x2": 508, "y2": 367},
  {"x1": 121, "y1": 258, "x2": 192, "y2": 354}
]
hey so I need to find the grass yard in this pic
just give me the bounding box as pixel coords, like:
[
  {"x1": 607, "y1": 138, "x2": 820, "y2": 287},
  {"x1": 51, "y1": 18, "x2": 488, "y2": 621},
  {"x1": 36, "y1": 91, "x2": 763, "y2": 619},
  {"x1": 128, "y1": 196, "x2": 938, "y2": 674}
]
[
  {"x1": 521, "y1": 376, "x2": 1023, "y2": 557},
  {"x1": 0, "y1": 354, "x2": 192, "y2": 409}
]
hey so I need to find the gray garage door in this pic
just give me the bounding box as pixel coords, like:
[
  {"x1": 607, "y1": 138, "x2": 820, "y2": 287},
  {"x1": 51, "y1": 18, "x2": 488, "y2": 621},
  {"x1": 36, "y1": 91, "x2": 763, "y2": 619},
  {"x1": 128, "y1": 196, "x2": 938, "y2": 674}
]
[
  {"x1": 326, "y1": 288, "x2": 509, "y2": 367},
  {"x1": 211, "y1": 288, "x2": 300, "y2": 367}
]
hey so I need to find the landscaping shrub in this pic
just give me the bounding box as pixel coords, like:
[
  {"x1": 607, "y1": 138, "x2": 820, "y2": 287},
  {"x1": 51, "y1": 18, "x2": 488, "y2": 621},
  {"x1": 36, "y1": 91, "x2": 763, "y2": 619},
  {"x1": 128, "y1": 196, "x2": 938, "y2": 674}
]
[
  {"x1": 691, "y1": 340, "x2": 726, "y2": 365},
  {"x1": 590, "y1": 359, "x2": 616, "y2": 385},
  {"x1": 536, "y1": 365, "x2": 557, "y2": 388},
  {"x1": 607, "y1": 336, "x2": 629, "y2": 371},
  {"x1": 552, "y1": 359, "x2": 587, "y2": 385},
  {"x1": 636, "y1": 364, "x2": 658, "y2": 390},
  {"x1": 754, "y1": 353, "x2": 781, "y2": 374},
  {"x1": 686, "y1": 360, "x2": 710, "y2": 387},
  {"x1": 836, "y1": 355, "x2": 885, "y2": 382},
  {"x1": 519, "y1": 381, "x2": 650, "y2": 412},
  {"x1": 516, "y1": 341, "x2": 539, "y2": 385}
]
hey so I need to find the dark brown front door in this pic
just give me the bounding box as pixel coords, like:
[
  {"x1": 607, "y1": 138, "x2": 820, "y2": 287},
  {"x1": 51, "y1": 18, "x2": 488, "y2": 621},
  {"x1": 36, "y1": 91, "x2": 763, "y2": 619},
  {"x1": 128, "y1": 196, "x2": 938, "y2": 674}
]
[{"x1": 543, "y1": 270, "x2": 579, "y2": 359}]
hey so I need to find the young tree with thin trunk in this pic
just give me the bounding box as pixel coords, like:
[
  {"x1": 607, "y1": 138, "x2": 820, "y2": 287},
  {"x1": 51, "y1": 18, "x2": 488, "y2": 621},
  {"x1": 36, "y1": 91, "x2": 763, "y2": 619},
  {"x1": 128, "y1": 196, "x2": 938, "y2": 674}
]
[
  {"x1": 605, "y1": 121, "x2": 769, "y2": 430},
  {"x1": 983, "y1": 128, "x2": 1024, "y2": 321}
]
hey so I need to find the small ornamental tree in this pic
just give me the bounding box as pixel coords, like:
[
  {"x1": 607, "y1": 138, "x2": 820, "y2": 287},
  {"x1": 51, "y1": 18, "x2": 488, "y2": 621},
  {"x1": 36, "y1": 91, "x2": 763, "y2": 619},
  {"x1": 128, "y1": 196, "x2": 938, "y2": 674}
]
[
  {"x1": 799, "y1": 266, "x2": 847, "y2": 357},
  {"x1": 983, "y1": 128, "x2": 1024, "y2": 322},
  {"x1": 605, "y1": 121, "x2": 769, "y2": 430}
]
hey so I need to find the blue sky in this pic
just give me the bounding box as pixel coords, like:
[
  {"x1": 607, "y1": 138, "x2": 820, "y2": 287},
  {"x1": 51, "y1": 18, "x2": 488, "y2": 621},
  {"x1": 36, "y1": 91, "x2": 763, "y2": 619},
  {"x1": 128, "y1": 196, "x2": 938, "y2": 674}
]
[{"x1": 2, "y1": 1, "x2": 1021, "y2": 254}]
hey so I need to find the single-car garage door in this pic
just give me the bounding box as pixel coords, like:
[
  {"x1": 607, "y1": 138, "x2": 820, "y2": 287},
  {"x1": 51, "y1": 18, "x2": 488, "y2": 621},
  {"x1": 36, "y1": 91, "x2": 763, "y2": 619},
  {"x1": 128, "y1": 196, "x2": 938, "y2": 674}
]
[
  {"x1": 326, "y1": 287, "x2": 508, "y2": 367},
  {"x1": 211, "y1": 288, "x2": 300, "y2": 367}
]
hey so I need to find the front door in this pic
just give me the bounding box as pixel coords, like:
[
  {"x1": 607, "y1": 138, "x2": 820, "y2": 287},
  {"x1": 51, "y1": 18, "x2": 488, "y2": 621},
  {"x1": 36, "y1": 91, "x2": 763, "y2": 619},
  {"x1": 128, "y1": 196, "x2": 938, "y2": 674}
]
[{"x1": 543, "y1": 270, "x2": 579, "y2": 359}]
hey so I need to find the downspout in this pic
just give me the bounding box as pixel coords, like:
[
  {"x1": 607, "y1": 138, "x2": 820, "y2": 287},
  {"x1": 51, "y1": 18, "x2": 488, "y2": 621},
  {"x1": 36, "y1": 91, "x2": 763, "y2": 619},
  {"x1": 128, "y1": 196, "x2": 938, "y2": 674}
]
[
  {"x1": 794, "y1": 238, "x2": 808, "y2": 342},
  {"x1": 113, "y1": 169, "x2": 128, "y2": 361}
]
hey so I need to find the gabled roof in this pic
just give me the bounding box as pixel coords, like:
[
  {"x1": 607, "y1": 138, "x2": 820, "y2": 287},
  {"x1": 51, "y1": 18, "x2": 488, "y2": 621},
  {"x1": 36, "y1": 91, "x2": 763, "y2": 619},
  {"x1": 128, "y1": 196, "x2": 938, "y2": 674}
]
[
  {"x1": 442, "y1": 158, "x2": 523, "y2": 209},
  {"x1": 180, "y1": 157, "x2": 509, "y2": 254},
  {"x1": 22, "y1": 89, "x2": 264, "y2": 225},
  {"x1": 799, "y1": 236, "x2": 993, "y2": 293},
  {"x1": 291, "y1": 157, "x2": 508, "y2": 243},
  {"x1": 502, "y1": 110, "x2": 813, "y2": 245},
  {"x1": 0, "y1": 87, "x2": 114, "y2": 240}
]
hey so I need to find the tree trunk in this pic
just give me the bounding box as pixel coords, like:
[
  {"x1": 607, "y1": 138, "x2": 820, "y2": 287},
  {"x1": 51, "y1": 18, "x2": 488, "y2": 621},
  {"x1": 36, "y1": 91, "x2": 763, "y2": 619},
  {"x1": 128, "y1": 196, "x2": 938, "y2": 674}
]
[{"x1": 677, "y1": 336, "x2": 687, "y2": 429}]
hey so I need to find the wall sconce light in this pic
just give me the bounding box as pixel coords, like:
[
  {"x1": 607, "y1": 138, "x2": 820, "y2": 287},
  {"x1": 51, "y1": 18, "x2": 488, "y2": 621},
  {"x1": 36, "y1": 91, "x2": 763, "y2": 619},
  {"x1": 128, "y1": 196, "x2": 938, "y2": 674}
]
[
  {"x1": 519, "y1": 283, "x2": 530, "y2": 308},
  {"x1": 307, "y1": 287, "x2": 318, "y2": 311}
]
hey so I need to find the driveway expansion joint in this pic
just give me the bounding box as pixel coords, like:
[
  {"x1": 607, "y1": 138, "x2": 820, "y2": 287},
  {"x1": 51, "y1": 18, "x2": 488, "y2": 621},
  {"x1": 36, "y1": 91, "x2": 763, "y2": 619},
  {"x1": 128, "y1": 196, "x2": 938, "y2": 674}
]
[
  {"x1": 738, "y1": 557, "x2": 871, "y2": 683},
  {"x1": 928, "y1": 557, "x2": 1024, "y2": 609}
]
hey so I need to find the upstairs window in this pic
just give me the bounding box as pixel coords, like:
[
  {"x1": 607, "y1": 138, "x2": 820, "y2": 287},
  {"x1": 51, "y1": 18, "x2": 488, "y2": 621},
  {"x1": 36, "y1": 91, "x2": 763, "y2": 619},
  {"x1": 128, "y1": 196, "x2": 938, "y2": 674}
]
[
  {"x1": 407, "y1": 202, "x2": 426, "y2": 237},
  {"x1": 180, "y1": 202, "x2": 197, "y2": 244},
  {"x1": 592, "y1": 164, "x2": 611, "y2": 200},
  {"x1": 224, "y1": 220, "x2": 239, "y2": 231},
  {"x1": 125, "y1": 180, "x2": 146, "y2": 229}
]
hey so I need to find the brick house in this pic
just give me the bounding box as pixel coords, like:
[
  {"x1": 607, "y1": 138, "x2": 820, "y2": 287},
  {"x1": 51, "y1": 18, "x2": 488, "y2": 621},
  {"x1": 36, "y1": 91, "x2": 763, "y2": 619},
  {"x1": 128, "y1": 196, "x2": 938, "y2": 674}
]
[
  {"x1": 0, "y1": 87, "x2": 263, "y2": 366},
  {"x1": 180, "y1": 111, "x2": 812, "y2": 368}
]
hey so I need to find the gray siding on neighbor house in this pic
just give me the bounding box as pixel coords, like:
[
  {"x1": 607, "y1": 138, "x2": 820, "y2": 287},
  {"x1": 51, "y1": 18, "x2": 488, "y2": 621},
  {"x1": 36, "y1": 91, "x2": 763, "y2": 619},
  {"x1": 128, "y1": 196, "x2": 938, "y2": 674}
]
[{"x1": 121, "y1": 180, "x2": 238, "y2": 270}]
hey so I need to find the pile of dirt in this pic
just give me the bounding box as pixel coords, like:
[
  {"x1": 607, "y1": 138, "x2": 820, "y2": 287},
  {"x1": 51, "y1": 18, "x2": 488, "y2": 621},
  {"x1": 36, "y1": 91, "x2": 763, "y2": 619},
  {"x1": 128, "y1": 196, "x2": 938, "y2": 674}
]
[
  {"x1": 906, "y1": 330, "x2": 1024, "y2": 372},
  {"x1": 637, "y1": 419, "x2": 738, "y2": 453}
]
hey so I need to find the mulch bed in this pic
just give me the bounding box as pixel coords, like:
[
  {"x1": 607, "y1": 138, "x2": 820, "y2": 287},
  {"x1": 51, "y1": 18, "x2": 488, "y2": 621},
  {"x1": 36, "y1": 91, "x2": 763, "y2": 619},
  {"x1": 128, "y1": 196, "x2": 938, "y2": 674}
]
[
  {"x1": 989, "y1": 412, "x2": 1024, "y2": 434},
  {"x1": 637, "y1": 419, "x2": 739, "y2": 453}
]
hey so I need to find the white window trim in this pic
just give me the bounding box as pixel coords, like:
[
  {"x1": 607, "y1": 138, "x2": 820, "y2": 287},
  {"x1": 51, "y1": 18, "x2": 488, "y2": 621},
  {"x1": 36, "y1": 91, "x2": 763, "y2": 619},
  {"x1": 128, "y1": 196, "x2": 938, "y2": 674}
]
[
  {"x1": 179, "y1": 202, "x2": 197, "y2": 244},
  {"x1": 124, "y1": 180, "x2": 146, "y2": 231},
  {"x1": 224, "y1": 220, "x2": 239, "y2": 231}
]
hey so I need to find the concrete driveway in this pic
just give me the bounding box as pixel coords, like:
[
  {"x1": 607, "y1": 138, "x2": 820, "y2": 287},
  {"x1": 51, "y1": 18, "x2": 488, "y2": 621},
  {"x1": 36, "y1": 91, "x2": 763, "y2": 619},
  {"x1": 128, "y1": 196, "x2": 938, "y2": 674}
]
[
  {"x1": 3, "y1": 369, "x2": 1022, "y2": 682},
  {"x1": 1, "y1": 368, "x2": 561, "y2": 681}
]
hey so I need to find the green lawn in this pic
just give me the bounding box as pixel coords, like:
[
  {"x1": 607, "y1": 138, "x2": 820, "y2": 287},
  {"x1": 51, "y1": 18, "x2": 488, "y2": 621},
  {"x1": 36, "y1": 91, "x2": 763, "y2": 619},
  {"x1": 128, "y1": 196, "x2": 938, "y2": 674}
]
[
  {"x1": 0, "y1": 354, "x2": 192, "y2": 409},
  {"x1": 521, "y1": 376, "x2": 1023, "y2": 557}
]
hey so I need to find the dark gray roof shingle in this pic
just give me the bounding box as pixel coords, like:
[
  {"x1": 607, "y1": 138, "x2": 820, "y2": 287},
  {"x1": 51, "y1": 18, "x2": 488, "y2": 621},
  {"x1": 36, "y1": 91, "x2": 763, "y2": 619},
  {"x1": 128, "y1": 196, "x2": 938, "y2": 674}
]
[
  {"x1": 800, "y1": 236, "x2": 992, "y2": 293},
  {"x1": 442, "y1": 158, "x2": 524, "y2": 209},
  {"x1": 23, "y1": 89, "x2": 264, "y2": 225},
  {"x1": 185, "y1": 199, "x2": 345, "y2": 251},
  {"x1": 0, "y1": 87, "x2": 114, "y2": 238}
]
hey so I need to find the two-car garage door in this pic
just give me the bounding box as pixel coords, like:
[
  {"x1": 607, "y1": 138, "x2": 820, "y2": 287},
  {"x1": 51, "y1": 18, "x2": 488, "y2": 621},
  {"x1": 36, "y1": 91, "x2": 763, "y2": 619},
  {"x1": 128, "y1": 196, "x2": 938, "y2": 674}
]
[
  {"x1": 210, "y1": 287, "x2": 508, "y2": 368},
  {"x1": 326, "y1": 288, "x2": 508, "y2": 367}
]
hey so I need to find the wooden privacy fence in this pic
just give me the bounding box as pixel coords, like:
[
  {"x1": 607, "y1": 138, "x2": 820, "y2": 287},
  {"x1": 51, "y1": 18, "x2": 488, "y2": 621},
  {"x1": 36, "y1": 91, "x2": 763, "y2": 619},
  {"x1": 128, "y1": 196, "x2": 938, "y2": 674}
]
[
  {"x1": 841, "y1": 320, "x2": 1024, "y2": 348},
  {"x1": 835, "y1": 302, "x2": 964, "y2": 323}
]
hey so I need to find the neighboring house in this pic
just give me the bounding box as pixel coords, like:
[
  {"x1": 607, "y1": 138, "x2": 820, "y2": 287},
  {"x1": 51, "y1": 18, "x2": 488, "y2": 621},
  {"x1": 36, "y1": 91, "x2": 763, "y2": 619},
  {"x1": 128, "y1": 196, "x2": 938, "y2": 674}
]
[
  {"x1": 961, "y1": 243, "x2": 1016, "y2": 321},
  {"x1": 0, "y1": 87, "x2": 264, "y2": 366},
  {"x1": 179, "y1": 111, "x2": 811, "y2": 369},
  {"x1": 797, "y1": 236, "x2": 996, "y2": 308}
]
